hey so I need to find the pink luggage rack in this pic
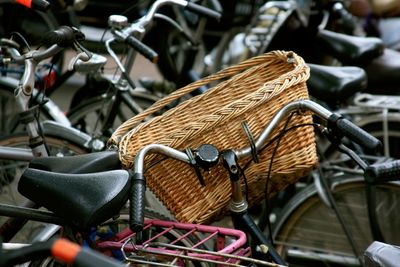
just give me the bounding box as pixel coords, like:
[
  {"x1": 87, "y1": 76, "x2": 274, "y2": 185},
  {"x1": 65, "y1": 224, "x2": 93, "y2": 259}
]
[{"x1": 97, "y1": 219, "x2": 276, "y2": 266}]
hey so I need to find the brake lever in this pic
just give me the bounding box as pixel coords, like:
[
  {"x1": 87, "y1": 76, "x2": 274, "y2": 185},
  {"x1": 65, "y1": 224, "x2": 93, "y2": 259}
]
[
  {"x1": 67, "y1": 40, "x2": 93, "y2": 71},
  {"x1": 321, "y1": 126, "x2": 368, "y2": 170},
  {"x1": 336, "y1": 143, "x2": 368, "y2": 171}
]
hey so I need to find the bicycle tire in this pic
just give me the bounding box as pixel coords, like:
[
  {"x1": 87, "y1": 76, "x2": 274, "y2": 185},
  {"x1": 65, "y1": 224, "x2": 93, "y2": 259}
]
[
  {"x1": 272, "y1": 175, "x2": 400, "y2": 267},
  {"x1": 144, "y1": 10, "x2": 199, "y2": 84},
  {"x1": 67, "y1": 90, "x2": 157, "y2": 138},
  {"x1": 0, "y1": 133, "x2": 86, "y2": 242}
]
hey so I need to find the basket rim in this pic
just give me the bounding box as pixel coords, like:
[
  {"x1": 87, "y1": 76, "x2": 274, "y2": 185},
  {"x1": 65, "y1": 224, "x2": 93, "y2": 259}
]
[{"x1": 109, "y1": 50, "x2": 307, "y2": 146}]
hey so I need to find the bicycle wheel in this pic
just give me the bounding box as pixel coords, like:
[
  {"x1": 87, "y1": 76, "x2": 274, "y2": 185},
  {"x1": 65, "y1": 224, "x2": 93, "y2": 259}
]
[
  {"x1": 272, "y1": 176, "x2": 400, "y2": 267},
  {"x1": 67, "y1": 90, "x2": 157, "y2": 138},
  {"x1": 0, "y1": 133, "x2": 86, "y2": 242}
]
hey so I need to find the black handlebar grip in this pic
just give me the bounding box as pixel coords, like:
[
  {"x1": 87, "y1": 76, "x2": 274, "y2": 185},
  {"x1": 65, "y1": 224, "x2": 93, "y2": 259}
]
[
  {"x1": 43, "y1": 26, "x2": 80, "y2": 47},
  {"x1": 125, "y1": 36, "x2": 158, "y2": 64},
  {"x1": 365, "y1": 160, "x2": 400, "y2": 184},
  {"x1": 130, "y1": 173, "x2": 146, "y2": 233},
  {"x1": 31, "y1": 0, "x2": 50, "y2": 11},
  {"x1": 16, "y1": 0, "x2": 50, "y2": 11},
  {"x1": 185, "y1": 2, "x2": 221, "y2": 20},
  {"x1": 330, "y1": 114, "x2": 382, "y2": 153}
]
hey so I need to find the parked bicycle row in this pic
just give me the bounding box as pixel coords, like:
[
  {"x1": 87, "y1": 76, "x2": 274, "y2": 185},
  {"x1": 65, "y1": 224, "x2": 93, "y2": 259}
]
[{"x1": 0, "y1": 0, "x2": 399, "y2": 266}]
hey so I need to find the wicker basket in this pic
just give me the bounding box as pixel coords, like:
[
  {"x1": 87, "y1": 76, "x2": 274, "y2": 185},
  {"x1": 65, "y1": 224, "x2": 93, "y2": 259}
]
[{"x1": 109, "y1": 50, "x2": 318, "y2": 224}]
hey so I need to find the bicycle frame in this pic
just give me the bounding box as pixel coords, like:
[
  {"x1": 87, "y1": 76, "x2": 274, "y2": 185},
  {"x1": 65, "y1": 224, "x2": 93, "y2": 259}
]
[
  {"x1": 0, "y1": 75, "x2": 71, "y2": 127},
  {"x1": 0, "y1": 121, "x2": 94, "y2": 162}
]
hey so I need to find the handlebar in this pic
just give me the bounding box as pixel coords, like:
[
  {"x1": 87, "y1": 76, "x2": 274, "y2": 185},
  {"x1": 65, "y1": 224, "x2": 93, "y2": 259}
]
[
  {"x1": 8, "y1": 26, "x2": 87, "y2": 64},
  {"x1": 128, "y1": 99, "x2": 382, "y2": 232},
  {"x1": 42, "y1": 26, "x2": 85, "y2": 47},
  {"x1": 140, "y1": 0, "x2": 220, "y2": 29},
  {"x1": 0, "y1": 238, "x2": 125, "y2": 267},
  {"x1": 8, "y1": 26, "x2": 89, "y2": 86},
  {"x1": 106, "y1": 0, "x2": 220, "y2": 73},
  {"x1": 4, "y1": 25, "x2": 91, "y2": 129}
]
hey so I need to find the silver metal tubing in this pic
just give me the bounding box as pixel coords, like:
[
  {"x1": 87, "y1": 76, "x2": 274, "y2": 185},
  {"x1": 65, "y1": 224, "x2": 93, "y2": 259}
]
[
  {"x1": 235, "y1": 100, "x2": 332, "y2": 159},
  {"x1": 29, "y1": 44, "x2": 64, "y2": 63},
  {"x1": 42, "y1": 120, "x2": 94, "y2": 149},
  {"x1": 0, "y1": 146, "x2": 33, "y2": 161},
  {"x1": 134, "y1": 144, "x2": 190, "y2": 173}
]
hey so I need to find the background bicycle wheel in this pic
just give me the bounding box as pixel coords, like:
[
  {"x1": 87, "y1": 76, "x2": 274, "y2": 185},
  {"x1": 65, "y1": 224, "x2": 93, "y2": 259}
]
[{"x1": 272, "y1": 175, "x2": 400, "y2": 267}]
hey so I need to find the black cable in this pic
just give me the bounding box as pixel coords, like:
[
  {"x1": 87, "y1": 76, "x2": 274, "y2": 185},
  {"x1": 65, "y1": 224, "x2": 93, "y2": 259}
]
[
  {"x1": 239, "y1": 164, "x2": 249, "y2": 201},
  {"x1": 239, "y1": 118, "x2": 320, "y2": 243},
  {"x1": 121, "y1": 0, "x2": 149, "y2": 16},
  {"x1": 242, "y1": 122, "x2": 320, "y2": 171},
  {"x1": 144, "y1": 156, "x2": 169, "y2": 173},
  {"x1": 262, "y1": 112, "x2": 294, "y2": 244},
  {"x1": 31, "y1": 62, "x2": 55, "y2": 155}
]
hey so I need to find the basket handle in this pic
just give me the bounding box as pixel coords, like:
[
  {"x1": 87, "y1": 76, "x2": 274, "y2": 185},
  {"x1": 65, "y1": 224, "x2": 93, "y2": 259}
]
[{"x1": 109, "y1": 51, "x2": 294, "y2": 145}]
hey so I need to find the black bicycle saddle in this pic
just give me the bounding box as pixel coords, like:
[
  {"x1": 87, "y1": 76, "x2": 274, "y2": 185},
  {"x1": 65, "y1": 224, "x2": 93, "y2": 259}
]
[
  {"x1": 316, "y1": 29, "x2": 384, "y2": 65},
  {"x1": 18, "y1": 168, "x2": 130, "y2": 230},
  {"x1": 307, "y1": 64, "x2": 367, "y2": 107}
]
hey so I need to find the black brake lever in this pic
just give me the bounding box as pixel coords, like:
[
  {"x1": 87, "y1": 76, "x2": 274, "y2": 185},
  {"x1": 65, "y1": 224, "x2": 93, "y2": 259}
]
[{"x1": 336, "y1": 143, "x2": 368, "y2": 171}]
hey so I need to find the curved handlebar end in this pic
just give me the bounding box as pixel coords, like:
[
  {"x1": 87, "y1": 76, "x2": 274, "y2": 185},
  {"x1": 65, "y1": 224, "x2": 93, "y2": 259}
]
[
  {"x1": 125, "y1": 36, "x2": 158, "y2": 64},
  {"x1": 130, "y1": 172, "x2": 146, "y2": 233}
]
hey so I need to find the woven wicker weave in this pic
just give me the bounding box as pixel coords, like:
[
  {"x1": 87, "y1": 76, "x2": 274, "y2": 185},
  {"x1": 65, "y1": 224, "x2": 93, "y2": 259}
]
[{"x1": 109, "y1": 51, "x2": 318, "y2": 224}]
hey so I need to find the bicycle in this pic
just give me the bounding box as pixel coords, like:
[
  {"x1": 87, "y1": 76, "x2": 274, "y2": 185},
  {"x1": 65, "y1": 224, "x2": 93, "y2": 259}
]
[
  {"x1": 66, "y1": 0, "x2": 221, "y2": 139},
  {"x1": 4, "y1": 98, "x2": 390, "y2": 266},
  {"x1": 0, "y1": 24, "x2": 112, "y2": 243},
  {"x1": 0, "y1": 0, "x2": 156, "y2": 138}
]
